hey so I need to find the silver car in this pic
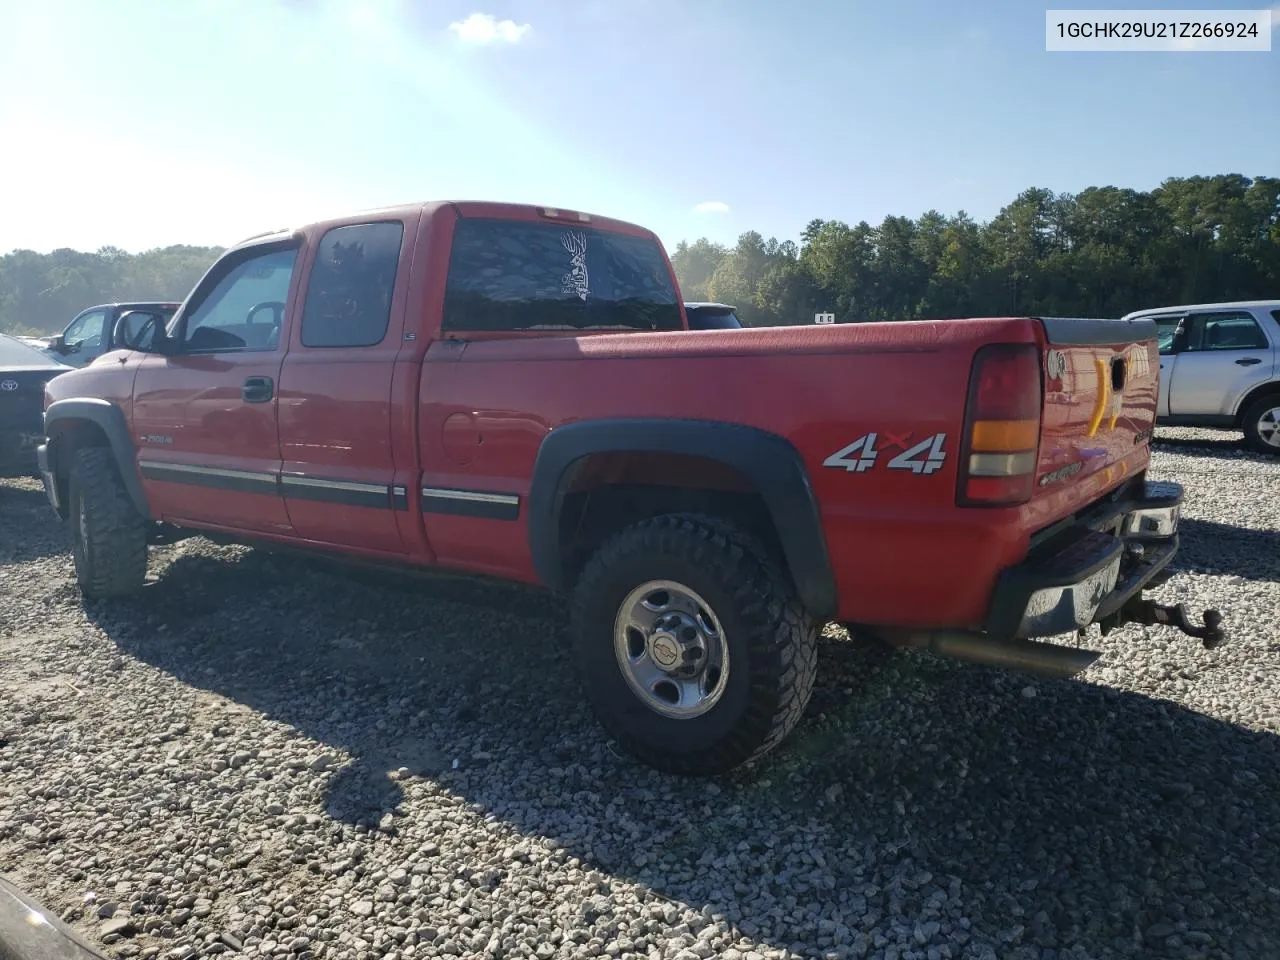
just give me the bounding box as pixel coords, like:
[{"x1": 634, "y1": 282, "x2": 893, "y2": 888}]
[{"x1": 1122, "y1": 299, "x2": 1280, "y2": 455}]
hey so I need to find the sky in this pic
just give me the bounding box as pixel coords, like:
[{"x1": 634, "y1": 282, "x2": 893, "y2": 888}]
[{"x1": 0, "y1": 0, "x2": 1276, "y2": 256}]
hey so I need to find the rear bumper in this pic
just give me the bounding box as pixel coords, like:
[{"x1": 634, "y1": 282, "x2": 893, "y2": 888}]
[{"x1": 985, "y1": 479, "x2": 1182, "y2": 640}]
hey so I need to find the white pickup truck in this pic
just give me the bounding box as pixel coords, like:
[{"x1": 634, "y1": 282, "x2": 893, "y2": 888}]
[{"x1": 1122, "y1": 299, "x2": 1280, "y2": 455}]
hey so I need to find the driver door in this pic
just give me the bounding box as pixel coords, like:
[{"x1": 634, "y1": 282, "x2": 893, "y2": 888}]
[{"x1": 130, "y1": 241, "x2": 301, "y2": 536}]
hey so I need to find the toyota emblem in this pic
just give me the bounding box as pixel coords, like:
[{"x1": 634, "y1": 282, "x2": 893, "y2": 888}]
[{"x1": 0, "y1": 379, "x2": 18, "y2": 392}]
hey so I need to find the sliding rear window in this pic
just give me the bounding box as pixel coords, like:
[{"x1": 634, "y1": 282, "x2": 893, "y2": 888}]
[{"x1": 442, "y1": 217, "x2": 681, "y2": 332}]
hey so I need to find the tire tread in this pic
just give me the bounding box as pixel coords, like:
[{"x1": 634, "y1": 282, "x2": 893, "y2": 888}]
[{"x1": 69, "y1": 446, "x2": 148, "y2": 598}]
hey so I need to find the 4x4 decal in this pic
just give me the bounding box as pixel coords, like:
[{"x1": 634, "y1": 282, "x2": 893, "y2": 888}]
[{"x1": 823, "y1": 432, "x2": 949, "y2": 475}]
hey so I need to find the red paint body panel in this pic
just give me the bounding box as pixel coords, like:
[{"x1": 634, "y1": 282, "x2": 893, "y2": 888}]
[
  {"x1": 132, "y1": 351, "x2": 292, "y2": 534},
  {"x1": 412, "y1": 319, "x2": 1152, "y2": 627},
  {"x1": 43, "y1": 200, "x2": 1159, "y2": 635}
]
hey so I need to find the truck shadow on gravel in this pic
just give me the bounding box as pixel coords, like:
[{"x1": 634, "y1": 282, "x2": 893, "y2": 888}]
[
  {"x1": 1175, "y1": 517, "x2": 1280, "y2": 583},
  {"x1": 77, "y1": 540, "x2": 1280, "y2": 959}
]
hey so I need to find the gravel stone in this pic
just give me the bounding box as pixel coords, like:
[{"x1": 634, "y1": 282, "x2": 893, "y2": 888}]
[
  {"x1": 1, "y1": 427, "x2": 1278, "y2": 960},
  {"x1": 101, "y1": 917, "x2": 137, "y2": 938}
]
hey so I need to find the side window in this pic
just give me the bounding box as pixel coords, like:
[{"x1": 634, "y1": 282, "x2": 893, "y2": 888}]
[
  {"x1": 181, "y1": 247, "x2": 299, "y2": 353},
  {"x1": 300, "y1": 221, "x2": 404, "y2": 348},
  {"x1": 1152, "y1": 315, "x2": 1184, "y2": 355},
  {"x1": 442, "y1": 217, "x2": 681, "y2": 332},
  {"x1": 1188, "y1": 311, "x2": 1269, "y2": 352},
  {"x1": 64, "y1": 309, "x2": 108, "y2": 350}
]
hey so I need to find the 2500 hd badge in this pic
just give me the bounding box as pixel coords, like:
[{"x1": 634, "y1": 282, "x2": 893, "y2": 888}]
[{"x1": 1039, "y1": 460, "x2": 1084, "y2": 486}]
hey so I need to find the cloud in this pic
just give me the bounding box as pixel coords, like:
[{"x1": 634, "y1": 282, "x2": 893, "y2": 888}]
[
  {"x1": 692, "y1": 201, "x2": 730, "y2": 215},
  {"x1": 447, "y1": 12, "x2": 532, "y2": 44}
]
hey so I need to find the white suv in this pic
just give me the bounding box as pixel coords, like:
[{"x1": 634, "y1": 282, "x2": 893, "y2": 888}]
[{"x1": 1122, "y1": 300, "x2": 1280, "y2": 455}]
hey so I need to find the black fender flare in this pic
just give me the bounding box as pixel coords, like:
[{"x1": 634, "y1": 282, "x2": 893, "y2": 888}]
[
  {"x1": 527, "y1": 417, "x2": 837, "y2": 620},
  {"x1": 44, "y1": 398, "x2": 151, "y2": 518}
]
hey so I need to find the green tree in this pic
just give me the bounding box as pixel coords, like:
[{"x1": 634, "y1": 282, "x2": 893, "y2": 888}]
[
  {"x1": 0, "y1": 245, "x2": 223, "y2": 336},
  {"x1": 668, "y1": 238, "x2": 727, "y2": 302}
]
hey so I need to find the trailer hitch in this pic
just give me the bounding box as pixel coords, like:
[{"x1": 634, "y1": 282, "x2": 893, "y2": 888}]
[{"x1": 1099, "y1": 598, "x2": 1225, "y2": 649}]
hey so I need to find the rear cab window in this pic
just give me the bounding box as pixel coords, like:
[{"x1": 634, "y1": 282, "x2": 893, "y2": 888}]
[{"x1": 442, "y1": 217, "x2": 681, "y2": 333}]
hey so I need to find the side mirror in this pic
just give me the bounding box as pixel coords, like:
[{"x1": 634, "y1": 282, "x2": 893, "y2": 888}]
[
  {"x1": 114, "y1": 311, "x2": 164, "y2": 353},
  {"x1": 50, "y1": 333, "x2": 68, "y2": 354}
]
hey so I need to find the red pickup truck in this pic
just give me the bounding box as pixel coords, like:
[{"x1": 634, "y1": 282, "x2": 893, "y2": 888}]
[{"x1": 37, "y1": 200, "x2": 1224, "y2": 775}]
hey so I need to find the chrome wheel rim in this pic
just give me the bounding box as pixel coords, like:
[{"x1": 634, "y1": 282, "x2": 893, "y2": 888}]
[
  {"x1": 1256, "y1": 406, "x2": 1280, "y2": 448},
  {"x1": 612, "y1": 579, "x2": 730, "y2": 719}
]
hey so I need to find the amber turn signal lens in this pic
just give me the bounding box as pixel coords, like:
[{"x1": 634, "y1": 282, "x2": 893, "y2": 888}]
[{"x1": 969, "y1": 418, "x2": 1040, "y2": 452}]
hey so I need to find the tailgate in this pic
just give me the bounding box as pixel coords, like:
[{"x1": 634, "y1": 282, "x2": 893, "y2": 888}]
[{"x1": 1034, "y1": 316, "x2": 1159, "y2": 508}]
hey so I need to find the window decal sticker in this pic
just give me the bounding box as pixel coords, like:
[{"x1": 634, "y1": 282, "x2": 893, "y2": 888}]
[{"x1": 561, "y1": 230, "x2": 590, "y2": 301}]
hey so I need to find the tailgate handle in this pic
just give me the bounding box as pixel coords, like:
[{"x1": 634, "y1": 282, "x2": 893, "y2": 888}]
[{"x1": 1235, "y1": 357, "x2": 1262, "y2": 366}]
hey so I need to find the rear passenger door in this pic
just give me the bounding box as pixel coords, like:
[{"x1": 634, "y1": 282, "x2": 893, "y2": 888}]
[
  {"x1": 1166, "y1": 310, "x2": 1275, "y2": 417},
  {"x1": 275, "y1": 218, "x2": 415, "y2": 555}
]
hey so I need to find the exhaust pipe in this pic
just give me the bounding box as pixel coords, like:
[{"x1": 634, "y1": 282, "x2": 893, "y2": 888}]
[{"x1": 875, "y1": 629, "x2": 1101, "y2": 679}]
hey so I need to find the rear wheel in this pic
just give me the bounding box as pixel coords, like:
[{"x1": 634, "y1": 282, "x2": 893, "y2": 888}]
[
  {"x1": 67, "y1": 446, "x2": 149, "y2": 598},
  {"x1": 569, "y1": 513, "x2": 818, "y2": 775},
  {"x1": 1241, "y1": 394, "x2": 1280, "y2": 455}
]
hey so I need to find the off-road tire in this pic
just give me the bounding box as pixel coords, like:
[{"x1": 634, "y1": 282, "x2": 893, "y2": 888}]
[
  {"x1": 67, "y1": 445, "x2": 149, "y2": 598},
  {"x1": 1241, "y1": 393, "x2": 1280, "y2": 456},
  {"x1": 570, "y1": 513, "x2": 818, "y2": 776}
]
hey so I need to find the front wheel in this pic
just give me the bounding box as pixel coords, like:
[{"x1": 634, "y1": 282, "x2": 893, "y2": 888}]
[
  {"x1": 569, "y1": 514, "x2": 818, "y2": 776},
  {"x1": 1241, "y1": 394, "x2": 1280, "y2": 455},
  {"x1": 67, "y1": 446, "x2": 149, "y2": 598}
]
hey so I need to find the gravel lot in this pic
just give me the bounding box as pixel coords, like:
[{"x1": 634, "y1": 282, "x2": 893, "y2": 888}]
[{"x1": 2, "y1": 426, "x2": 1278, "y2": 960}]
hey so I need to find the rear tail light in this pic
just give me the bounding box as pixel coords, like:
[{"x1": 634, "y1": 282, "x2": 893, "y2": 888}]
[{"x1": 957, "y1": 343, "x2": 1043, "y2": 507}]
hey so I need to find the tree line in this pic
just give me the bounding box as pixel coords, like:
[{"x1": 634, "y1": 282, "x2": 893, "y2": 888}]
[
  {"x1": 1, "y1": 174, "x2": 1276, "y2": 337},
  {"x1": 671, "y1": 174, "x2": 1280, "y2": 326},
  {"x1": 0, "y1": 245, "x2": 224, "y2": 336}
]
